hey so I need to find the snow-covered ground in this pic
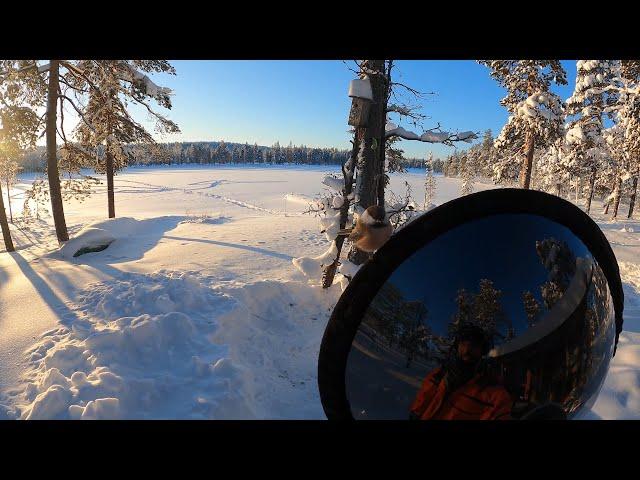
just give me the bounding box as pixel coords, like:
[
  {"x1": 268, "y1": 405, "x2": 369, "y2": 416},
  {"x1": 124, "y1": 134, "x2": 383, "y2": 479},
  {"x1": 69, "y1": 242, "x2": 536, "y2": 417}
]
[{"x1": 0, "y1": 164, "x2": 638, "y2": 419}]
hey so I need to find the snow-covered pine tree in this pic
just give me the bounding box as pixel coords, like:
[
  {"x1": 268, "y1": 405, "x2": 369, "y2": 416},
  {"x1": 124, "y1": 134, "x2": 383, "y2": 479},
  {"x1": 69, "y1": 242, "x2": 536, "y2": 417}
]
[
  {"x1": 385, "y1": 135, "x2": 407, "y2": 174},
  {"x1": 1, "y1": 60, "x2": 169, "y2": 241},
  {"x1": 564, "y1": 60, "x2": 618, "y2": 214},
  {"x1": 460, "y1": 148, "x2": 475, "y2": 196},
  {"x1": 479, "y1": 61, "x2": 567, "y2": 189},
  {"x1": 0, "y1": 60, "x2": 71, "y2": 242},
  {"x1": 602, "y1": 124, "x2": 628, "y2": 219},
  {"x1": 65, "y1": 60, "x2": 180, "y2": 219},
  {"x1": 424, "y1": 152, "x2": 437, "y2": 209},
  {"x1": 535, "y1": 140, "x2": 572, "y2": 196},
  {"x1": 478, "y1": 129, "x2": 495, "y2": 179},
  {"x1": 617, "y1": 60, "x2": 640, "y2": 219}
]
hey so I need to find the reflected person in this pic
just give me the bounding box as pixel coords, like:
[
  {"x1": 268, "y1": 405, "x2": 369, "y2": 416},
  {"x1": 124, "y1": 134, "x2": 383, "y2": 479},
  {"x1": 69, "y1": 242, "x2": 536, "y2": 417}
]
[{"x1": 409, "y1": 323, "x2": 513, "y2": 420}]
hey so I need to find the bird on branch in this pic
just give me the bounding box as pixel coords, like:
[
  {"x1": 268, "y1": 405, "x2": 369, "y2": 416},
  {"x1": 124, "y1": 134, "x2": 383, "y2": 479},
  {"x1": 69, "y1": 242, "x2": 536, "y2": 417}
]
[{"x1": 337, "y1": 205, "x2": 393, "y2": 253}]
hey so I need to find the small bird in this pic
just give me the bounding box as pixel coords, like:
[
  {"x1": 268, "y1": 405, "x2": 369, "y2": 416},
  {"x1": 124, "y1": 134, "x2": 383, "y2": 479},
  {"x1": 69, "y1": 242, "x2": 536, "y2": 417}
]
[{"x1": 338, "y1": 205, "x2": 393, "y2": 253}]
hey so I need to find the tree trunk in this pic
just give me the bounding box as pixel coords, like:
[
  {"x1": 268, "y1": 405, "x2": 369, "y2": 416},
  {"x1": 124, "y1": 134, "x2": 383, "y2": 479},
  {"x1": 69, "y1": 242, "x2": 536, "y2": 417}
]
[
  {"x1": 585, "y1": 168, "x2": 596, "y2": 214},
  {"x1": 6, "y1": 178, "x2": 13, "y2": 223},
  {"x1": 106, "y1": 90, "x2": 116, "y2": 218},
  {"x1": 106, "y1": 145, "x2": 115, "y2": 218},
  {"x1": 46, "y1": 60, "x2": 69, "y2": 243},
  {"x1": 348, "y1": 60, "x2": 388, "y2": 266},
  {"x1": 604, "y1": 200, "x2": 610, "y2": 215},
  {"x1": 353, "y1": 61, "x2": 386, "y2": 211},
  {"x1": 628, "y1": 175, "x2": 638, "y2": 219},
  {"x1": 612, "y1": 174, "x2": 623, "y2": 219},
  {"x1": 520, "y1": 129, "x2": 535, "y2": 189},
  {"x1": 575, "y1": 177, "x2": 581, "y2": 203},
  {"x1": 0, "y1": 182, "x2": 15, "y2": 252}
]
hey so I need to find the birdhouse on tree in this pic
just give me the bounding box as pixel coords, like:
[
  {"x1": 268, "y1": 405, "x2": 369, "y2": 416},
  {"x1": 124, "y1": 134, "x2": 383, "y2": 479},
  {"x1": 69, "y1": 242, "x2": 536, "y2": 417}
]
[{"x1": 347, "y1": 76, "x2": 373, "y2": 127}]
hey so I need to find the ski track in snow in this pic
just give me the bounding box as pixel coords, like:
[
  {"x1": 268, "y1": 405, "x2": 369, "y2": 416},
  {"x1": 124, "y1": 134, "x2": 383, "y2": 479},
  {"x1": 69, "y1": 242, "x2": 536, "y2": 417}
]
[{"x1": 116, "y1": 177, "x2": 300, "y2": 217}]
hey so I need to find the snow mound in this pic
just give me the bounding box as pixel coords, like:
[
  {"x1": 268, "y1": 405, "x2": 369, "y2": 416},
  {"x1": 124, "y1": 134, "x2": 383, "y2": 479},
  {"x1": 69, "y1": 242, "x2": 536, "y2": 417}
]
[
  {"x1": 13, "y1": 271, "x2": 343, "y2": 420},
  {"x1": 59, "y1": 228, "x2": 116, "y2": 259},
  {"x1": 14, "y1": 271, "x2": 245, "y2": 419},
  {"x1": 57, "y1": 217, "x2": 180, "y2": 259}
]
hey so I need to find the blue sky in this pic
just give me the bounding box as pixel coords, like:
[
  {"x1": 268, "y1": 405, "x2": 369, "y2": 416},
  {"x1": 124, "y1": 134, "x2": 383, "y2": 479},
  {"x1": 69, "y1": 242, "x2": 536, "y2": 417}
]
[{"x1": 129, "y1": 60, "x2": 578, "y2": 159}]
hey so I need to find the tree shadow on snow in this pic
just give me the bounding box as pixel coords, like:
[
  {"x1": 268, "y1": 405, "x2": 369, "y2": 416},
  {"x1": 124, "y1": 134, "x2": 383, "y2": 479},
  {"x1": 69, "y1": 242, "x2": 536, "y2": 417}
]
[
  {"x1": 8, "y1": 252, "x2": 82, "y2": 326},
  {"x1": 5, "y1": 216, "x2": 188, "y2": 329},
  {"x1": 163, "y1": 235, "x2": 293, "y2": 261}
]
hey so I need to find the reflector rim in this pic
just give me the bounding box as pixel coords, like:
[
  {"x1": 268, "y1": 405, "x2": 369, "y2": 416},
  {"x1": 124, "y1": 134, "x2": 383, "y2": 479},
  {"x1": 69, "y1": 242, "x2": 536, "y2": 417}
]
[{"x1": 317, "y1": 188, "x2": 624, "y2": 420}]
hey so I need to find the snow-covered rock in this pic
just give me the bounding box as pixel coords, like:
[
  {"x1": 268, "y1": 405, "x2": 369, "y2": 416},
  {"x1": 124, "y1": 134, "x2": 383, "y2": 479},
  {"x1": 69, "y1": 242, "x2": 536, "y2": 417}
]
[{"x1": 59, "y1": 228, "x2": 116, "y2": 259}]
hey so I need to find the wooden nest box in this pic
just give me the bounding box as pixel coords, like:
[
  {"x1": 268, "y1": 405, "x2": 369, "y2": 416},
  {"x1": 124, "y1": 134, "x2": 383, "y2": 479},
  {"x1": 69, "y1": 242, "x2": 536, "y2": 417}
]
[{"x1": 348, "y1": 76, "x2": 373, "y2": 127}]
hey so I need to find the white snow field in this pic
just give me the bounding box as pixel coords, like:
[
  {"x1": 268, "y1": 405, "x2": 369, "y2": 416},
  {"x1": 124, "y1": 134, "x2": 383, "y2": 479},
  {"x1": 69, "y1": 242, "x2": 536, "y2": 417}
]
[{"x1": 0, "y1": 164, "x2": 638, "y2": 419}]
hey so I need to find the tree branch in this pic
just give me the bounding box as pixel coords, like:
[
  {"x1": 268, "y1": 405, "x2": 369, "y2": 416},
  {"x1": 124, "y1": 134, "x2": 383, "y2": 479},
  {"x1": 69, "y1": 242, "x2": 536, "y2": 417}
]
[
  {"x1": 0, "y1": 61, "x2": 43, "y2": 77},
  {"x1": 58, "y1": 94, "x2": 97, "y2": 133}
]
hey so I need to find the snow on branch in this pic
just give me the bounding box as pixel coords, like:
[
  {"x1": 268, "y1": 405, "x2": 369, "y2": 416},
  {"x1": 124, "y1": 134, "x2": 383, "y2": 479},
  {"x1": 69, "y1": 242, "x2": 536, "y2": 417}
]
[
  {"x1": 285, "y1": 193, "x2": 316, "y2": 208},
  {"x1": 292, "y1": 242, "x2": 339, "y2": 279},
  {"x1": 385, "y1": 121, "x2": 477, "y2": 145},
  {"x1": 119, "y1": 63, "x2": 173, "y2": 103},
  {"x1": 322, "y1": 175, "x2": 345, "y2": 192},
  {"x1": 385, "y1": 122, "x2": 420, "y2": 140},
  {"x1": 386, "y1": 104, "x2": 426, "y2": 122},
  {"x1": 517, "y1": 92, "x2": 563, "y2": 123}
]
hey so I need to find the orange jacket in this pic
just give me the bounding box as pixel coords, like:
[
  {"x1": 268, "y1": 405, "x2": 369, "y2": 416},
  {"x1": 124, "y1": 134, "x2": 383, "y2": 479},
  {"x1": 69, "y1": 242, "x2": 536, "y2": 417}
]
[{"x1": 410, "y1": 367, "x2": 513, "y2": 420}]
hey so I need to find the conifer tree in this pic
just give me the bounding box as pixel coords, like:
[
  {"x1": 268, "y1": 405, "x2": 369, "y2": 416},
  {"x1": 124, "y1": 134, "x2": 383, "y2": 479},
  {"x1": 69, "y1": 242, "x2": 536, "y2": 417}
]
[
  {"x1": 460, "y1": 149, "x2": 476, "y2": 196},
  {"x1": 617, "y1": 60, "x2": 640, "y2": 219},
  {"x1": 68, "y1": 60, "x2": 179, "y2": 218},
  {"x1": 564, "y1": 60, "x2": 618, "y2": 213},
  {"x1": 424, "y1": 152, "x2": 437, "y2": 209},
  {"x1": 479, "y1": 60, "x2": 567, "y2": 189}
]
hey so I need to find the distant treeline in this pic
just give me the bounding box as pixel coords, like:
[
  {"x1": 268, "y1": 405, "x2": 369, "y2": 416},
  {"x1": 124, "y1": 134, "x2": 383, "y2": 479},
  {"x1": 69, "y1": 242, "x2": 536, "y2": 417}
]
[{"x1": 17, "y1": 140, "x2": 445, "y2": 173}]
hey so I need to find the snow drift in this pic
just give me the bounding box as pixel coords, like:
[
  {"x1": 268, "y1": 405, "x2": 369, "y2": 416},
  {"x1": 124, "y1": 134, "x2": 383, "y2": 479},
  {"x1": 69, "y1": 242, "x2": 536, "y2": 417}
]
[
  {"x1": 59, "y1": 228, "x2": 116, "y2": 259},
  {"x1": 57, "y1": 216, "x2": 184, "y2": 260},
  {"x1": 11, "y1": 270, "x2": 342, "y2": 420},
  {"x1": 15, "y1": 271, "x2": 244, "y2": 419}
]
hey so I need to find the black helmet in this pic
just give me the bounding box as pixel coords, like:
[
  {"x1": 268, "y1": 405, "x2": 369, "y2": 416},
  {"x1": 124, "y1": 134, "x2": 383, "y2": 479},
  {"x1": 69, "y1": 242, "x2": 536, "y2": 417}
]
[
  {"x1": 318, "y1": 189, "x2": 624, "y2": 420},
  {"x1": 454, "y1": 322, "x2": 494, "y2": 355}
]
